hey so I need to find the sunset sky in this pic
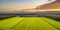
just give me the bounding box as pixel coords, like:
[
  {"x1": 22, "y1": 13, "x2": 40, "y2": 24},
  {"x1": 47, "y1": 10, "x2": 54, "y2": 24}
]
[
  {"x1": 0, "y1": 0, "x2": 50, "y2": 10},
  {"x1": 0, "y1": 0, "x2": 59, "y2": 12}
]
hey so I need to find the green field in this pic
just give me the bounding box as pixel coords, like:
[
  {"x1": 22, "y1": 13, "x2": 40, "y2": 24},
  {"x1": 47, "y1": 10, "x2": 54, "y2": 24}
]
[{"x1": 0, "y1": 17, "x2": 60, "y2": 30}]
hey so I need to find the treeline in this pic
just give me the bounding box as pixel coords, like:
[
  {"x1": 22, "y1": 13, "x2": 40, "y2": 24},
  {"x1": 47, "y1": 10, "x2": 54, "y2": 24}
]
[
  {"x1": 0, "y1": 15, "x2": 15, "y2": 20},
  {"x1": 43, "y1": 15, "x2": 60, "y2": 21},
  {"x1": 0, "y1": 14, "x2": 60, "y2": 21}
]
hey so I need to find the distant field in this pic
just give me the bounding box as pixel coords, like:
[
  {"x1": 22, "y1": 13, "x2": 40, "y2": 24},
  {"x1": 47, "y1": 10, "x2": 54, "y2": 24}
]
[{"x1": 0, "y1": 17, "x2": 60, "y2": 30}]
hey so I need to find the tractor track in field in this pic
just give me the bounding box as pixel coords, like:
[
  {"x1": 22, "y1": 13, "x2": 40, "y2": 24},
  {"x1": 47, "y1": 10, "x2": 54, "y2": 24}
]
[
  {"x1": 26, "y1": 17, "x2": 31, "y2": 30},
  {"x1": 26, "y1": 18, "x2": 38, "y2": 30},
  {"x1": 41, "y1": 17, "x2": 60, "y2": 30},
  {"x1": 10, "y1": 18, "x2": 25, "y2": 29},
  {"x1": 11, "y1": 17, "x2": 32, "y2": 30},
  {"x1": 35, "y1": 18, "x2": 57, "y2": 30},
  {"x1": 39, "y1": 18, "x2": 60, "y2": 30}
]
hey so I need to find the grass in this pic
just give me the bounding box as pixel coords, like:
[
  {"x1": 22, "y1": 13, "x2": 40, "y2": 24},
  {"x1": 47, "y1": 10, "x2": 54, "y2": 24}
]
[{"x1": 0, "y1": 17, "x2": 60, "y2": 30}]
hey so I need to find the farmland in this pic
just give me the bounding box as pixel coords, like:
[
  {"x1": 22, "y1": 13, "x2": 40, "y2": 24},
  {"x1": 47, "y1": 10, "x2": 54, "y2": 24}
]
[{"x1": 0, "y1": 16, "x2": 60, "y2": 30}]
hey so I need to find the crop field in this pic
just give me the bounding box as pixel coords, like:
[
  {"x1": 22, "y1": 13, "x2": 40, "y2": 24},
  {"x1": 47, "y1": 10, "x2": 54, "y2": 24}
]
[{"x1": 0, "y1": 16, "x2": 60, "y2": 30}]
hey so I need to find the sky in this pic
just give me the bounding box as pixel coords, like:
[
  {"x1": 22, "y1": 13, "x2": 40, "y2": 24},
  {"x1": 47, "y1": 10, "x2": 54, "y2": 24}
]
[
  {"x1": 0, "y1": 0, "x2": 57, "y2": 12},
  {"x1": 0, "y1": 0, "x2": 49, "y2": 10}
]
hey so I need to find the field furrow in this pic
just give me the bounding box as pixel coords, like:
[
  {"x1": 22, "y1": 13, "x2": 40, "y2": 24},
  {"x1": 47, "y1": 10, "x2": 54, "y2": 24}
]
[
  {"x1": 40, "y1": 17, "x2": 60, "y2": 29},
  {"x1": 0, "y1": 17, "x2": 24, "y2": 30}
]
